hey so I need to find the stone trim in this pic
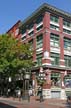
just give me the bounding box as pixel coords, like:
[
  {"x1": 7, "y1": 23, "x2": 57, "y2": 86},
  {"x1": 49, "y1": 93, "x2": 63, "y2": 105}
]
[
  {"x1": 60, "y1": 59, "x2": 65, "y2": 62},
  {"x1": 60, "y1": 65, "x2": 65, "y2": 67},
  {"x1": 42, "y1": 63, "x2": 51, "y2": 66}
]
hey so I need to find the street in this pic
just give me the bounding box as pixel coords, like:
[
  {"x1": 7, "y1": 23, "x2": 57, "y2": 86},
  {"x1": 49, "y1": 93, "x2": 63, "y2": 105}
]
[
  {"x1": 0, "y1": 97, "x2": 70, "y2": 108},
  {"x1": 0, "y1": 102, "x2": 16, "y2": 108}
]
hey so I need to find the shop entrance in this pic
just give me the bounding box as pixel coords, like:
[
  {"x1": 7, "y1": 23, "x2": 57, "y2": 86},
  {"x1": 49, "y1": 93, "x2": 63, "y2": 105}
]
[{"x1": 51, "y1": 72, "x2": 61, "y2": 87}]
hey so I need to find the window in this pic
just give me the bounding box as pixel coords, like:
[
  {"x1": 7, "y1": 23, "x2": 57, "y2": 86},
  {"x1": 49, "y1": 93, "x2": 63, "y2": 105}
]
[
  {"x1": 51, "y1": 72, "x2": 60, "y2": 87},
  {"x1": 28, "y1": 23, "x2": 34, "y2": 30},
  {"x1": 36, "y1": 53, "x2": 42, "y2": 66},
  {"x1": 21, "y1": 28, "x2": 26, "y2": 34},
  {"x1": 21, "y1": 36, "x2": 26, "y2": 41},
  {"x1": 50, "y1": 33, "x2": 59, "y2": 47},
  {"x1": 28, "y1": 31, "x2": 34, "y2": 36},
  {"x1": 64, "y1": 38, "x2": 71, "y2": 50},
  {"x1": 63, "y1": 20, "x2": 71, "y2": 28},
  {"x1": 36, "y1": 15, "x2": 43, "y2": 24},
  {"x1": 15, "y1": 29, "x2": 19, "y2": 36},
  {"x1": 51, "y1": 53, "x2": 60, "y2": 66},
  {"x1": 36, "y1": 25, "x2": 43, "y2": 31},
  {"x1": 51, "y1": 73, "x2": 60, "y2": 78},
  {"x1": 63, "y1": 29, "x2": 71, "y2": 34},
  {"x1": 36, "y1": 34, "x2": 43, "y2": 49},
  {"x1": 50, "y1": 16, "x2": 59, "y2": 23},
  {"x1": 29, "y1": 39, "x2": 33, "y2": 50},
  {"x1": 50, "y1": 24, "x2": 59, "y2": 31},
  {"x1": 64, "y1": 55, "x2": 71, "y2": 67}
]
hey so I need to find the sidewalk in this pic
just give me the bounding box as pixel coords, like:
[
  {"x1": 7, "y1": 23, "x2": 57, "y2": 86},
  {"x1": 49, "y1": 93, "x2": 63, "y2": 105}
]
[{"x1": 0, "y1": 96, "x2": 67, "y2": 108}]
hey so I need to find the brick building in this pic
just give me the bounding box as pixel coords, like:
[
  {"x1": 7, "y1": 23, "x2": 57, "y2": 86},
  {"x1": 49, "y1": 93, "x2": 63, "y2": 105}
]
[
  {"x1": 8, "y1": 3, "x2": 71, "y2": 99},
  {"x1": 7, "y1": 20, "x2": 21, "y2": 40}
]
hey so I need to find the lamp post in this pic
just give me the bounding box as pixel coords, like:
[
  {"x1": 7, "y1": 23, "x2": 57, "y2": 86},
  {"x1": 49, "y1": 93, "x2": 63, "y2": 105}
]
[
  {"x1": 8, "y1": 77, "x2": 12, "y2": 97},
  {"x1": 21, "y1": 68, "x2": 30, "y2": 100},
  {"x1": 24, "y1": 71, "x2": 30, "y2": 99},
  {"x1": 9, "y1": 77, "x2": 11, "y2": 82}
]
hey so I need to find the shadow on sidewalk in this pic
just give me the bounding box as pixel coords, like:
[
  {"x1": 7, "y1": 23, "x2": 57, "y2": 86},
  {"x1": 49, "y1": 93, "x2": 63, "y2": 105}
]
[{"x1": 0, "y1": 102, "x2": 17, "y2": 108}]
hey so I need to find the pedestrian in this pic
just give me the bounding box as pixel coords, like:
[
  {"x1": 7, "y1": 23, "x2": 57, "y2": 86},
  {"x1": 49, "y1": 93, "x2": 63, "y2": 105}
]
[
  {"x1": 38, "y1": 86, "x2": 43, "y2": 102},
  {"x1": 18, "y1": 89, "x2": 21, "y2": 101},
  {"x1": 28, "y1": 87, "x2": 32, "y2": 102}
]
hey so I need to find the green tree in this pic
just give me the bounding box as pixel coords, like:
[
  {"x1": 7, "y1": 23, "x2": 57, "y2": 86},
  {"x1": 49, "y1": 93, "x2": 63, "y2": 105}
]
[{"x1": 0, "y1": 34, "x2": 33, "y2": 78}]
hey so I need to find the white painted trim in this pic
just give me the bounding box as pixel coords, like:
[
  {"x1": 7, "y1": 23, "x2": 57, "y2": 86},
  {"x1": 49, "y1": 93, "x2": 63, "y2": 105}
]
[
  {"x1": 64, "y1": 50, "x2": 71, "y2": 56},
  {"x1": 63, "y1": 31, "x2": 71, "y2": 35},
  {"x1": 51, "y1": 88, "x2": 61, "y2": 91},
  {"x1": 15, "y1": 29, "x2": 19, "y2": 36},
  {"x1": 50, "y1": 27, "x2": 59, "y2": 31},
  {"x1": 50, "y1": 21, "x2": 59, "y2": 27},
  {"x1": 28, "y1": 28, "x2": 34, "y2": 33},
  {"x1": 63, "y1": 25, "x2": 71, "y2": 31},
  {"x1": 42, "y1": 63, "x2": 51, "y2": 66},
  {"x1": 21, "y1": 33, "x2": 26, "y2": 38},
  {"x1": 65, "y1": 88, "x2": 71, "y2": 91},
  {"x1": 50, "y1": 58, "x2": 55, "y2": 61},
  {"x1": 42, "y1": 57, "x2": 51, "y2": 60},
  {"x1": 50, "y1": 47, "x2": 60, "y2": 54},
  {"x1": 60, "y1": 65, "x2": 65, "y2": 67},
  {"x1": 36, "y1": 48, "x2": 43, "y2": 52},
  {"x1": 36, "y1": 22, "x2": 43, "y2": 28},
  {"x1": 60, "y1": 59, "x2": 65, "y2": 62}
]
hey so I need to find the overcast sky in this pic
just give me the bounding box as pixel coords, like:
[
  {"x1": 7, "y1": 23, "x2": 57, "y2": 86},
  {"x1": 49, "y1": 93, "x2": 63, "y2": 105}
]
[{"x1": 0, "y1": 0, "x2": 71, "y2": 34}]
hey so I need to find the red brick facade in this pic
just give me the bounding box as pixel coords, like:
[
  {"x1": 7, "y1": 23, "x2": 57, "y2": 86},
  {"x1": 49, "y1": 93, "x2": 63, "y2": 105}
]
[
  {"x1": 7, "y1": 20, "x2": 21, "y2": 39},
  {"x1": 7, "y1": 3, "x2": 71, "y2": 99}
]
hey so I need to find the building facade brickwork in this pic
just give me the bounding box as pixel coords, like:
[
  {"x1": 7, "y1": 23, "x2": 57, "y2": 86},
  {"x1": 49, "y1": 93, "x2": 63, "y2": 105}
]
[{"x1": 7, "y1": 3, "x2": 71, "y2": 99}]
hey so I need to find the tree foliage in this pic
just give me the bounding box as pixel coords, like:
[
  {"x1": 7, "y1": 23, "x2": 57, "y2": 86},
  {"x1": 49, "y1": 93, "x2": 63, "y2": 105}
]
[{"x1": 0, "y1": 34, "x2": 33, "y2": 77}]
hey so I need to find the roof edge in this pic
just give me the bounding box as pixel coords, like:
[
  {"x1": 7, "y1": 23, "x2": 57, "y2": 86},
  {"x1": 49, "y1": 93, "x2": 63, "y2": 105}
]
[
  {"x1": 7, "y1": 20, "x2": 21, "y2": 33},
  {"x1": 20, "y1": 3, "x2": 71, "y2": 28}
]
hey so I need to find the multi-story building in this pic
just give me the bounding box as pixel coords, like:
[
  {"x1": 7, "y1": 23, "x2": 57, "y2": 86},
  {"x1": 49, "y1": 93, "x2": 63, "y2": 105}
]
[
  {"x1": 7, "y1": 3, "x2": 71, "y2": 99},
  {"x1": 7, "y1": 20, "x2": 21, "y2": 40},
  {"x1": 19, "y1": 3, "x2": 71, "y2": 99}
]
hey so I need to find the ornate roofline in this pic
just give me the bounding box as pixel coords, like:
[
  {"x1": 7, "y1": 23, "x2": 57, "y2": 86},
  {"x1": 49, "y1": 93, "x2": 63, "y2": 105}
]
[{"x1": 20, "y1": 3, "x2": 71, "y2": 28}]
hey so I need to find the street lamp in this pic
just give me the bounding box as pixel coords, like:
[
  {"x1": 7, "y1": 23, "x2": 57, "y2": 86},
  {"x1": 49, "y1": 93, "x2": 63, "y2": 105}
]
[
  {"x1": 24, "y1": 72, "x2": 30, "y2": 79},
  {"x1": 7, "y1": 77, "x2": 12, "y2": 97},
  {"x1": 21, "y1": 68, "x2": 30, "y2": 100},
  {"x1": 9, "y1": 77, "x2": 11, "y2": 82},
  {"x1": 24, "y1": 72, "x2": 30, "y2": 100}
]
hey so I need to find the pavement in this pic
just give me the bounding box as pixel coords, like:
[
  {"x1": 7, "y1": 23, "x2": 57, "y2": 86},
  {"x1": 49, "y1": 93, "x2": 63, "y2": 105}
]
[{"x1": 0, "y1": 96, "x2": 70, "y2": 108}]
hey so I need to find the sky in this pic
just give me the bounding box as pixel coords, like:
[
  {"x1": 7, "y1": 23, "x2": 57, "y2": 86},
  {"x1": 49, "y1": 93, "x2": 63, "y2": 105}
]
[{"x1": 0, "y1": 0, "x2": 71, "y2": 34}]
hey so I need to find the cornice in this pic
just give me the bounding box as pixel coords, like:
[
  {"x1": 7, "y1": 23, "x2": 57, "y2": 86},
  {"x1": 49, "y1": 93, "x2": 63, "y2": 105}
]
[{"x1": 20, "y1": 3, "x2": 71, "y2": 29}]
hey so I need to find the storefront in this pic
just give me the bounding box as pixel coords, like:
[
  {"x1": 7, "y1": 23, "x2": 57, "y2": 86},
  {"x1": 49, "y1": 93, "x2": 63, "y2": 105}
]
[{"x1": 32, "y1": 67, "x2": 71, "y2": 99}]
